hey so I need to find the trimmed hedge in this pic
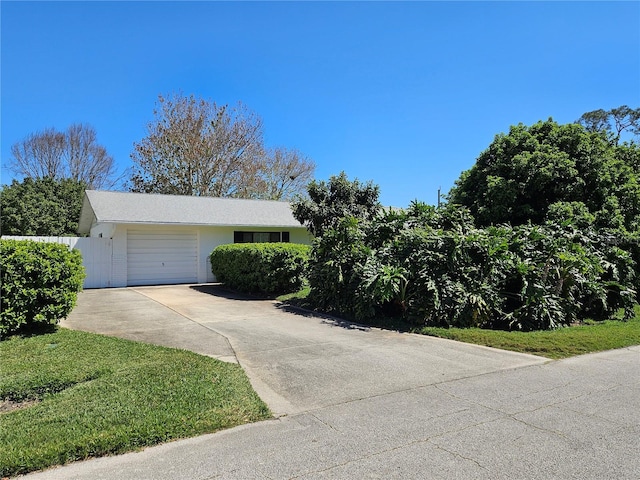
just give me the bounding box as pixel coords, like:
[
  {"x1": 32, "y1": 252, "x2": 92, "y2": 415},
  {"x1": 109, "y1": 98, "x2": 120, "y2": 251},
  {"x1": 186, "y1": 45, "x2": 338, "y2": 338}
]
[
  {"x1": 210, "y1": 243, "x2": 310, "y2": 294},
  {"x1": 1, "y1": 240, "x2": 85, "y2": 337}
]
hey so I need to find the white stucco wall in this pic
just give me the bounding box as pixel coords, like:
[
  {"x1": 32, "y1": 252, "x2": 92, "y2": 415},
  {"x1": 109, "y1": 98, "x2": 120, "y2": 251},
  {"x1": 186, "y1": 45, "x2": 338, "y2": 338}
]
[
  {"x1": 89, "y1": 223, "x2": 116, "y2": 239},
  {"x1": 199, "y1": 225, "x2": 312, "y2": 282},
  {"x1": 89, "y1": 222, "x2": 312, "y2": 287}
]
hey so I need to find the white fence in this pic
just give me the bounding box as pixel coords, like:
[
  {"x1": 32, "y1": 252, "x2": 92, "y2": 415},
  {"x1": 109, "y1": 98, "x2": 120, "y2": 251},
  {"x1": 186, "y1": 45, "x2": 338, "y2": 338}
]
[{"x1": 2, "y1": 236, "x2": 113, "y2": 289}]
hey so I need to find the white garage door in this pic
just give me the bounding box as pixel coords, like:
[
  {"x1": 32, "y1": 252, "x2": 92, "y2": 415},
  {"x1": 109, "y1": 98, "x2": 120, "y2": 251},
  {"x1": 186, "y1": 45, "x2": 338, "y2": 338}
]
[{"x1": 127, "y1": 230, "x2": 198, "y2": 286}]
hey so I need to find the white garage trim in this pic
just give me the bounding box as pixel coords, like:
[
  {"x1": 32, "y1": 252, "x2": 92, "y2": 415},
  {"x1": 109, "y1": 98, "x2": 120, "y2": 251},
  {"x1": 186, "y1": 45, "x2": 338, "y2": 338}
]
[{"x1": 127, "y1": 229, "x2": 198, "y2": 286}]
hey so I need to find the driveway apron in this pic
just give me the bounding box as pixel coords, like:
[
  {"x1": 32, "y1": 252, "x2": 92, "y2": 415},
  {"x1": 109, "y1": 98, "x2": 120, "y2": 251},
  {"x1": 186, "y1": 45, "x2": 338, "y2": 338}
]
[
  {"x1": 32, "y1": 284, "x2": 639, "y2": 480},
  {"x1": 62, "y1": 285, "x2": 547, "y2": 416}
]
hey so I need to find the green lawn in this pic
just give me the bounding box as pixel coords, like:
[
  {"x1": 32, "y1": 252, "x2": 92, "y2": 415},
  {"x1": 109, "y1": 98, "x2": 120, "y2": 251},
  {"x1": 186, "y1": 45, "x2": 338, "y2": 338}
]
[
  {"x1": 278, "y1": 291, "x2": 640, "y2": 359},
  {"x1": 417, "y1": 314, "x2": 640, "y2": 359},
  {"x1": 0, "y1": 328, "x2": 270, "y2": 478}
]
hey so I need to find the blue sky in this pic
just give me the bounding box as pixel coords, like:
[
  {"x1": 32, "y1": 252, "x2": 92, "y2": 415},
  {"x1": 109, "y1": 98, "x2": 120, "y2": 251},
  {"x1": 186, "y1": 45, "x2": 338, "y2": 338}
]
[{"x1": 2, "y1": 1, "x2": 639, "y2": 207}]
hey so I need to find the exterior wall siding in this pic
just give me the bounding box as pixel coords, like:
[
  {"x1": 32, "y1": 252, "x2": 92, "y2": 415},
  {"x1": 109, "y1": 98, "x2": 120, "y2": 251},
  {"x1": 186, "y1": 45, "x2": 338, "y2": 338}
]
[
  {"x1": 111, "y1": 224, "x2": 128, "y2": 287},
  {"x1": 199, "y1": 226, "x2": 313, "y2": 282}
]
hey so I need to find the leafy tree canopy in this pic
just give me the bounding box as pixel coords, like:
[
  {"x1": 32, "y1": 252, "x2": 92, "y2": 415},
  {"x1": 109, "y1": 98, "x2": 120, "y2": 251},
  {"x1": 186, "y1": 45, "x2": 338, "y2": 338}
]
[
  {"x1": 291, "y1": 171, "x2": 381, "y2": 237},
  {"x1": 0, "y1": 178, "x2": 86, "y2": 236},
  {"x1": 448, "y1": 118, "x2": 640, "y2": 231}
]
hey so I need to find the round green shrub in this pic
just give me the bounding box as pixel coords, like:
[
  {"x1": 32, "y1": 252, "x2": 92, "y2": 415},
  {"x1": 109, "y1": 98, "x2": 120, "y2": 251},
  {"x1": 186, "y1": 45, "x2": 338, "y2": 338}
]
[
  {"x1": 1, "y1": 240, "x2": 85, "y2": 337},
  {"x1": 210, "y1": 243, "x2": 310, "y2": 294}
]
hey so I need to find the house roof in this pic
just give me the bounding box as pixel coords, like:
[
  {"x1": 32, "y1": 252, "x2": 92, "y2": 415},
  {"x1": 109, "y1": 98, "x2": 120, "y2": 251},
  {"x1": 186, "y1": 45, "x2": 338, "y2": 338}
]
[{"x1": 78, "y1": 190, "x2": 306, "y2": 234}]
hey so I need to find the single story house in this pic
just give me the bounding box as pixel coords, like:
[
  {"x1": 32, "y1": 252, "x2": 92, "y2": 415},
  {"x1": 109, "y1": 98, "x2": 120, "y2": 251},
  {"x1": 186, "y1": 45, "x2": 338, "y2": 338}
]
[{"x1": 78, "y1": 190, "x2": 312, "y2": 287}]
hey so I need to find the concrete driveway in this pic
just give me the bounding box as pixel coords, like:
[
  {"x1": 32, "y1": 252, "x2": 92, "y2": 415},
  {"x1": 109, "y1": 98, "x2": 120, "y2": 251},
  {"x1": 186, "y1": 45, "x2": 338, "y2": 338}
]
[{"x1": 25, "y1": 285, "x2": 640, "y2": 479}]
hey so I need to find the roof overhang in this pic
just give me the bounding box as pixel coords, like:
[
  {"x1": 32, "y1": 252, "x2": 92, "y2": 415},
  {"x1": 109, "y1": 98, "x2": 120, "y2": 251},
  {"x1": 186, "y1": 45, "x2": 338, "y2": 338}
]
[{"x1": 77, "y1": 192, "x2": 97, "y2": 235}]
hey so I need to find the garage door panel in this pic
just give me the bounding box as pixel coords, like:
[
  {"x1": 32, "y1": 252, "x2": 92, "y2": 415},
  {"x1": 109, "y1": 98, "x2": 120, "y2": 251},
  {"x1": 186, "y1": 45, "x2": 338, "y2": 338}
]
[
  {"x1": 128, "y1": 263, "x2": 196, "y2": 273},
  {"x1": 128, "y1": 233, "x2": 195, "y2": 239},
  {"x1": 127, "y1": 230, "x2": 198, "y2": 286},
  {"x1": 128, "y1": 245, "x2": 197, "y2": 251},
  {"x1": 128, "y1": 239, "x2": 196, "y2": 249},
  {"x1": 128, "y1": 262, "x2": 197, "y2": 271},
  {"x1": 128, "y1": 254, "x2": 198, "y2": 262},
  {"x1": 128, "y1": 239, "x2": 197, "y2": 247}
]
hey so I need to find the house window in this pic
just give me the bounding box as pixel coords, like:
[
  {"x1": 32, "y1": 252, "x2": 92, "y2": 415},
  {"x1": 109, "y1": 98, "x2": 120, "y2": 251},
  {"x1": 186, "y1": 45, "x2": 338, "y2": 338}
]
[{"x1": 233, "y1": 231, "x2": 291, "y2": 243}]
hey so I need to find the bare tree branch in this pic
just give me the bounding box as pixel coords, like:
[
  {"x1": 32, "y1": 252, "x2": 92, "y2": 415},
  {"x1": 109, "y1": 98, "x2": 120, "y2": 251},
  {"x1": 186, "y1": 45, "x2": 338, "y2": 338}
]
[
  {"x1": 9, "y1": 124, "x2": 117, "y2": 189},
  {"x1": 257, "y1": 147, "x2": 316, "y2": 200},
  {"x1": 129, "y1": 93, "x2": 315, "y2": 199}
]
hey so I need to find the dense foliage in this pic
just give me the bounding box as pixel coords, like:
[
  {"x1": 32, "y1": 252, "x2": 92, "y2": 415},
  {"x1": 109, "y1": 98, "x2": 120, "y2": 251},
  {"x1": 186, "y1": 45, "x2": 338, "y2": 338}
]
[
  {"x1": 448, "y1": 119, "x2": 640, "y2": 232},
  {"x1": 1, "y1": 240, "x2": 85, "y2": 337},
  {"x1": 0, "y1": 177, "x2": 86, "y2": 236},
  {"x1": 307, "y1": 203, "x2": 637, "y2": 331},
  {"x1": 291, "y1": 171, "x2": 381, "y2": 237},
  {"x1": 297, "y1": 153, "x2": 639, "y2": 331},
  {"x1": 210, "y1": 243, "x2": 310, "y2": 294}
]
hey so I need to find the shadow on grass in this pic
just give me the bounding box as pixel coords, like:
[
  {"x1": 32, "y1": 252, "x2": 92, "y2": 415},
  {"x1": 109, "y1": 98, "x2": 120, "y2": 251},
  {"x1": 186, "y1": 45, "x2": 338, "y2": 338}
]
[{"x1": 3, "y1": 323, "x2": 59, "y2": 341}]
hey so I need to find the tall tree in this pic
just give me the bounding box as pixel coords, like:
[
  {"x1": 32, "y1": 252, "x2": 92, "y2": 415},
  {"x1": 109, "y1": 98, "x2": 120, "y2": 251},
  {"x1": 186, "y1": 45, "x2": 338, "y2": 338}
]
[
  {"x1": 448, "y1": 119, "x2": 640, "y2": 231},
  {"x1": 0, "y1": 178, "x2": 86, "y2": 236},
  {"x1": 577, "y1": 105, "x2": 640, "y2": 145},
  {"x1": 129, "y1": 93, "x2": 316, "y2": 199},
  {"x1": 291, "y1": 171, "x2": 381, "y2": 237},
  {"x1": 9, "y1": 124, "x2": 117, "y2": 189}
]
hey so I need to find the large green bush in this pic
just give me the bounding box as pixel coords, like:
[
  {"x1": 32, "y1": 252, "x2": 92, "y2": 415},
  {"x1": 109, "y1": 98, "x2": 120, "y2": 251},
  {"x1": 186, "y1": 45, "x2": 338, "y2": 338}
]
[
  {"x1": 0, "y1": 177, "x2": 87, "y2": 236},
  {"x1": 307, "y1": 203, "x2": 637, "y2": 331},
  {"x1": 1, "y1": 240, "x2": 85, "y2": 337},
  {"x1": 210, "y1": 243, "x2": 310, "y2": 294}
]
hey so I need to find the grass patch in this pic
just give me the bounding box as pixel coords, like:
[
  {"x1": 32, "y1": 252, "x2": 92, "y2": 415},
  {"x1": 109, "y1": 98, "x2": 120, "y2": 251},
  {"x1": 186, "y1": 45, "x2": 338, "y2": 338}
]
[
  {"x1": 276, "y1": 285, "x2": 310, "y2": 304},
  {"x1": 0, "y1": 328, "x2": 270, "y2": 477},
  {"x1": 418, "y1": 310, "x2": 640, "y2": 359}
]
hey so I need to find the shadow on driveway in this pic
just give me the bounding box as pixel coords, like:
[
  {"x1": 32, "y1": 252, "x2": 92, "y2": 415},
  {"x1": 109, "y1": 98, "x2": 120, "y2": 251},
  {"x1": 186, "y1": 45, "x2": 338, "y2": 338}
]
[
  {"x1": 190, "y1": 284, "x2": 372, "y2": 331},
  {"x1": 189, "y1": 284, "x2": 268, "y2": 301}
]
